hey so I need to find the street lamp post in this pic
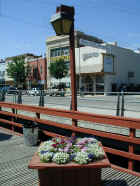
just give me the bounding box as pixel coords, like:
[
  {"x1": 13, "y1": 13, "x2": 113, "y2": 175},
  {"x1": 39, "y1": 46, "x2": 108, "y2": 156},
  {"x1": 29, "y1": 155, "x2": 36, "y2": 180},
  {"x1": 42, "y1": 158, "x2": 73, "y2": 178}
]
[{"x1": 50, "y1": 5, "x2": 77, "y2": 127}]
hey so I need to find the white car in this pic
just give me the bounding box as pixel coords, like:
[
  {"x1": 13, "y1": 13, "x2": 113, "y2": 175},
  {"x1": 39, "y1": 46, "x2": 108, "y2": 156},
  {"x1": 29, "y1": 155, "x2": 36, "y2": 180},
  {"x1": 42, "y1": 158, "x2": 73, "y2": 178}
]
[
  {"x1": 49, "y1": 88, "x2": 65, "y2": 96},
  {"x1": 28, "y1": 88, "x2": 40, "y2": 96}
]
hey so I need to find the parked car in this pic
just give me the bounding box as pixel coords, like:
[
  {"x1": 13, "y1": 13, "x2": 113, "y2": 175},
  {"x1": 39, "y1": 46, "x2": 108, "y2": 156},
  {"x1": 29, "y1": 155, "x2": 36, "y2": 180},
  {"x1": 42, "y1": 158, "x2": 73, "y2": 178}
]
[
  {"x1": 7, "y1": 86, "x2": 18, "y2": 94},
  {"x1": 1, "y1": 86, "x2": 18, "y2": 95},
  {"x1": 49, "y1": 88, "x2": 65, "y2": 96},
  {"x1": 1, "y1": 86, "x2": 10, "y2": 93},
  {"x1": 27, "y1": 88, "x2": 40, "y2": 96}
]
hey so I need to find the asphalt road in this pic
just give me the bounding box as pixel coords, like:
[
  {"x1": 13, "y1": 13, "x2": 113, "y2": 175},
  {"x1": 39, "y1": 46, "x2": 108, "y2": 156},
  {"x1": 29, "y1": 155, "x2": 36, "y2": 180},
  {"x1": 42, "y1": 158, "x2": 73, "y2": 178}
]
[{"x1": 4, "y1": 94, "x2": 140, "y2": 119}]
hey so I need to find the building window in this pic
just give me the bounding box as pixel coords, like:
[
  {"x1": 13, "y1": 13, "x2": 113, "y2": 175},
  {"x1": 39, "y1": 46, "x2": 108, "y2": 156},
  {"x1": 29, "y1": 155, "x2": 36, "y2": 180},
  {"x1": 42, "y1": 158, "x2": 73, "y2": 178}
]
[
  {"x1": 50, "y1": 47, "x2": 69, "y2": 57},
  {"x1": 65, "y1": 61, "x2": 70, "y2": 69},
  {"x1": 64, "y1": 47, "x2": 69, "y2": 56},
  {"x1": 128, "y1": 72, "x2": 134, "y2": 78}
]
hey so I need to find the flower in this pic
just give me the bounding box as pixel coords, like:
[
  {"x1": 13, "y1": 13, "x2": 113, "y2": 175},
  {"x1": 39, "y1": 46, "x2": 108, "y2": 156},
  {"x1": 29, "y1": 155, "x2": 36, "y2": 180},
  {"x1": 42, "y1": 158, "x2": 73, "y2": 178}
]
[
  {"x1": 74, "y1": 152, "x2": 89, "y2": 164},
  {"x1": 40, "y1": 152, "x2": 53, "y2": 163},
  {"x1": 52, "y1": 152, "x2": 70, "y2": 164},
  {"x1": 38, "y1": 136, "x2": 105, "y2": 165}
]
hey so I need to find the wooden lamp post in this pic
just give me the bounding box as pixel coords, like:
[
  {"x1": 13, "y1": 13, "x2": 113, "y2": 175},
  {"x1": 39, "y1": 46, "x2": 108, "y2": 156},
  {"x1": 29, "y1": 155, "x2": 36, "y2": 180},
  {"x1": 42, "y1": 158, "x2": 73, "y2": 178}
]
[{"x1": 50, "y1": 5, "x2": 77, "y2": 128}]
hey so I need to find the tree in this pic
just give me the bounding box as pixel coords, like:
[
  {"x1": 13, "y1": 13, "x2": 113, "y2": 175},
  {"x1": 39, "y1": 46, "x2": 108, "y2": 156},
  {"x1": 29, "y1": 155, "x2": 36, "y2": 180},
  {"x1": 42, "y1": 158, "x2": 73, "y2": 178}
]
[
  {"x1": 7, "y1": 56, "x2": 26, "y2": 88},
  {"x1": 49, "y1": 59, "x2": 69, "y2": 86},
  {"x1": 25, "y1": 63, "x2": 32, "y2": 89}
]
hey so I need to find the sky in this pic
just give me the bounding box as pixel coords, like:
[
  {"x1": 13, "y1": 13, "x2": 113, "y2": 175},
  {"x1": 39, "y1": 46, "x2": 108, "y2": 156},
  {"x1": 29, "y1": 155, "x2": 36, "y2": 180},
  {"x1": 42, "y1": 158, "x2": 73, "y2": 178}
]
[{"x1": 0, "y1": 0, "x2": 140, "y2": 59}]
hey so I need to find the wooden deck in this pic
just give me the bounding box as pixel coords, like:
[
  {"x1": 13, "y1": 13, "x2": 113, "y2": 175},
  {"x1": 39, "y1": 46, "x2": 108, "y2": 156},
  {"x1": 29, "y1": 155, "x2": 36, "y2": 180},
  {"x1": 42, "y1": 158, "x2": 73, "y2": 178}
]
[{"x1": 0, "y1": 128, "x2": 140, "y2": 186}]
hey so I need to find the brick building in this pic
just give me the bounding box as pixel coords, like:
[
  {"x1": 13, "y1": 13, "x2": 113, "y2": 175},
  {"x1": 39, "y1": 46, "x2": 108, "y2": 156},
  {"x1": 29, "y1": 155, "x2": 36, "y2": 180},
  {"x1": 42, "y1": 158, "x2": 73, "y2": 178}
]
[{"x1": 26, "y1": 57, "x2": 47, "y2": 89}]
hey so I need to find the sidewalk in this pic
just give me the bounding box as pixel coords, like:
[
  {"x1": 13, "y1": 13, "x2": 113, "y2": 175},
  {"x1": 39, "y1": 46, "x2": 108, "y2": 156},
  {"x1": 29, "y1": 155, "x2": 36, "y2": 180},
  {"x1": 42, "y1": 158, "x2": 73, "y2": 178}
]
[
  {"x1": 0, "y1": 128, "x2": 38, "y2": 186},
  {"x1": 0, "y1": 128, "x2": 140, "y2": 186}
]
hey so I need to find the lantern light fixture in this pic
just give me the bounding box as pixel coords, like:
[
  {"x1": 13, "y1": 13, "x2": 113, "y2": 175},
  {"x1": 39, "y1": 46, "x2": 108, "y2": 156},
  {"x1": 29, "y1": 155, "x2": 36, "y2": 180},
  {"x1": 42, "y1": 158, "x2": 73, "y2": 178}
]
[{"x1": 50, "y1": 5, "x2": 74, "y2": 35}]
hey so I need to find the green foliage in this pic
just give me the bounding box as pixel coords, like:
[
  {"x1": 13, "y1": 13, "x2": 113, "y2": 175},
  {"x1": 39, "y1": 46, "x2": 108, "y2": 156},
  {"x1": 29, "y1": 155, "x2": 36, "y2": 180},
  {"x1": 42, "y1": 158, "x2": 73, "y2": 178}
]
[
  {"x1": 25, "y1": 64, "x2": 32, "y2": 79},
  {"x1": 7, "y1": 56, "x2": 26, "y2": 87},
  {"x1": 49, "y1": 59, "x2": 69, "y2": 80}
]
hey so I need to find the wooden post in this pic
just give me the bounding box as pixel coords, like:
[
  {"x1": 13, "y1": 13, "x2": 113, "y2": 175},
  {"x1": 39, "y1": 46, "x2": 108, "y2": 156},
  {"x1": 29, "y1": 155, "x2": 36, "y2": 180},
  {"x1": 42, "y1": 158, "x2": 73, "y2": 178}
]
[{"x1": 128, "y1": 128, "x2": 135, "y2": 170}]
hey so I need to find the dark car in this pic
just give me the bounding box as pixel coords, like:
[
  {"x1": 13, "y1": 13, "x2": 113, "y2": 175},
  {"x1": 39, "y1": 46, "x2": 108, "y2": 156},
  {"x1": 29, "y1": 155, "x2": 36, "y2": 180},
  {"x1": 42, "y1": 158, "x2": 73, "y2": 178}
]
[
  {"x1": 1, "y1": 86, "x2": 10, "y2": 93},
  {"x1": 7, "y1": 86, "x2": 18, "y2": 94},
  {"x1": 120, "y1": 86, "x2": 127, "y2": 92}
]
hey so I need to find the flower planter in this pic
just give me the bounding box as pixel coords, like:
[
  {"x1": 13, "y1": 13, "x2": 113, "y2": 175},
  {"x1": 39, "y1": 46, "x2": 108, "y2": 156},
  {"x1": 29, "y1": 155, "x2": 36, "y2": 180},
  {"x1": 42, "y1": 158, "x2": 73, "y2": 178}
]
[{"x1": 28, "y1": 138, "x2": 110, "y2": 186}]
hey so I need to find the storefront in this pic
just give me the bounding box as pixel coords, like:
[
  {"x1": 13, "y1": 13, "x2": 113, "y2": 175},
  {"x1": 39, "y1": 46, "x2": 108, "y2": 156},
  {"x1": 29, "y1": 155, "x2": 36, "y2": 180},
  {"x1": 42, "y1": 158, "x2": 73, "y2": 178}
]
[
  {"x1": 46, "y1": 31, "x2": 140, "y2": 94},
  {"x1": 46, "y1": 31, "x2": 105, "y2": 92}
]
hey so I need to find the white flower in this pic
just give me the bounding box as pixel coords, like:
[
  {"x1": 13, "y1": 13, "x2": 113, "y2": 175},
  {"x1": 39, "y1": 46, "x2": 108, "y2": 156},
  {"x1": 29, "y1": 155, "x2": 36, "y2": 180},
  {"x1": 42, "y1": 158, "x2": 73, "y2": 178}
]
[
  {"x1": 74, "y1": 152, "x2": 89, "y2": 164},
  {"x1": 38, "y1": 141, "x2": 57, "y2": 154},
  {"x1": 87, "y1": 143, "x2": 105, "y2": 159},
  {"x1": 94, "y1": 148, "x2": 105, "y2": 159},
  {"x1": 39, "y1": 152, "x2": 53, "y2": 162},
  {"x1": 52, "y1": 152, "x2": 70, "y2": 164}
]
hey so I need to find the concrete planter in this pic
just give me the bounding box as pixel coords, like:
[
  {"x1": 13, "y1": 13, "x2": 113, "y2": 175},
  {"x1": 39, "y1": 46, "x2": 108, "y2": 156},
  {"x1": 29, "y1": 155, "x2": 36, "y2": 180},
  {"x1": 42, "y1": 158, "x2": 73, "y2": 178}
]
[{"x1": 23, "y1": 123, "x2": 38, "y2": 146}]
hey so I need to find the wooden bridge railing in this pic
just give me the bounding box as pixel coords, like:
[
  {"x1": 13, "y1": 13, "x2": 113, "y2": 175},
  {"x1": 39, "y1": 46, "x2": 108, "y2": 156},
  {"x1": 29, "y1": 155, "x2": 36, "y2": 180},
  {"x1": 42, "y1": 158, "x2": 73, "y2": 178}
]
[{"x1": 0, "y1": 102, "x2": 140, "y2": 177}]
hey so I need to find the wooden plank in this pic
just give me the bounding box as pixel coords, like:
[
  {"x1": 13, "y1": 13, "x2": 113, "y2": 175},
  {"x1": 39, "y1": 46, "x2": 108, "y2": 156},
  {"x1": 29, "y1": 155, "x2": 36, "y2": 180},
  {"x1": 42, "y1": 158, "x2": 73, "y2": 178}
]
[
  {"x1": 42, "y1": 130, "x2": 65, "y2": 138},
  {"x1": 0, "y1": 118, "x2": 22, "y2": 128},
  {"x1": 0, "y1": 110, "x2": 140, "y2": 145},
  {"x1": 1, "y1": 102, "x2": 140, "y2": 129},
  {"x1": 104, "y1": 146, "x2": 140, "y2": 161}
]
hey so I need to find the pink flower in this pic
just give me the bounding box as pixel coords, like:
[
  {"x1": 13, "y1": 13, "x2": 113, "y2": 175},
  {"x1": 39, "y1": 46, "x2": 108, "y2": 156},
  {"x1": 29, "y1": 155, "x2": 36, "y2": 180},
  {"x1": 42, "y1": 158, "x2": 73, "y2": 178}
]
[
  {"x1": 52, "y1": 144, "x2": 57, "y2": 148},
  {"x1": 81, "y1": 147, "x2": 88, "y2": 152}
]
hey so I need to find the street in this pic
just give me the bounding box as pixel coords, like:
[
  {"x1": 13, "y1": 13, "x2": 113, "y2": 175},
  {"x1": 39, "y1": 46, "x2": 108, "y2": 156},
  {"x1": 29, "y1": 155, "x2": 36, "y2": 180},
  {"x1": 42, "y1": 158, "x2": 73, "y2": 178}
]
[{"x1": 4, "y1": 94, "x2": 140, "y2": 119}]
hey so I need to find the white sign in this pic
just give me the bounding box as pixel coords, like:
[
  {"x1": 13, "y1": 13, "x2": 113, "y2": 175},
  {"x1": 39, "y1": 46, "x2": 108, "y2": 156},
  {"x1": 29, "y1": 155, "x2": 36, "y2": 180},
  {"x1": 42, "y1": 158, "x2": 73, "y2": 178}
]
[
  {"x1": 104, "y1": 55, "x2": 114, "y2": 73},
  {"x1": 82, "y1": 52, "x2": 99, "y2": 61}
]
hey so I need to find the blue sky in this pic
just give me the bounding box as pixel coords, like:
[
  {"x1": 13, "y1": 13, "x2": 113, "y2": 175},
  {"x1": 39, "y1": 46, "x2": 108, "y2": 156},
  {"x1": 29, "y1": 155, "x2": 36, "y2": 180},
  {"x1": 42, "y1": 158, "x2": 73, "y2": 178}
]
[{"x1": 0, "y1": 0, "x2": 140, "y2": 59}]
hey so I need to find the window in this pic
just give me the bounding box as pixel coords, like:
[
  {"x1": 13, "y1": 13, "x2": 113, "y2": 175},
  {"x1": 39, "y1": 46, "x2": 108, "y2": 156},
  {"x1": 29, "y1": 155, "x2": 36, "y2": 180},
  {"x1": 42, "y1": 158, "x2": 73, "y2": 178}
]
[
  {"x1": 63, "y1": 47, "x2": 69, "y2": 56},
  {"x1": 57, "y1": 48, "x2": 61, "y2": 56},
  {"x1": 128, "y1": 72, "x2": 134, "y2": 78},
  {"x1": 0, "y1": 71, "x2": 4, "y2": 77},
  {"x1": 61, "y1": 48, "x2": 64, "y2": 56},
  {"x1": 50, "y1": 49, "x2": 55, "y2": 57},
  {"x1": 50, "y1": 47, "x2": 69, "y2": 57},
  {"x1": 103, "y1": 55, "x2": 114, "y2": 73}
]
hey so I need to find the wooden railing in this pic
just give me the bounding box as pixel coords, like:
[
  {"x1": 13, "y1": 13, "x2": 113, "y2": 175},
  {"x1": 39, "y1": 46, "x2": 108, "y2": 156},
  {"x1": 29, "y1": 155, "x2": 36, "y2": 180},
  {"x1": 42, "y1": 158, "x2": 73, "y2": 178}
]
[{"x1": 0, "y1": 101, "x2": 140, "y2": 177}]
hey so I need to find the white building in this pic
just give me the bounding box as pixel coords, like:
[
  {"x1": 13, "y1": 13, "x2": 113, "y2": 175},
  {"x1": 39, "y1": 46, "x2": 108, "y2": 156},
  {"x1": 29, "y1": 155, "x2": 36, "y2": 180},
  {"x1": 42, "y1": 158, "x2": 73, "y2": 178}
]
[
  {"x1": 46, "y1": 31, "x2": 140, "y2": 93},
  {"x1": 75, "y1": 42, "x2": 140, "y2": 93}
]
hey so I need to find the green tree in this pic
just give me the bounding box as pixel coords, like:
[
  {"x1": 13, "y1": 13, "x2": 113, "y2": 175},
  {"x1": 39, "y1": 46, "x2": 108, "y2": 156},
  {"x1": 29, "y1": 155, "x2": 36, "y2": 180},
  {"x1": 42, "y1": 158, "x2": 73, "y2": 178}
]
[
  {"x1": 49, "y1": 59, "x2": 69, "y2": 84},
  {"x1": 7, "y1": 56, "x2": 26, "y2": 87}
]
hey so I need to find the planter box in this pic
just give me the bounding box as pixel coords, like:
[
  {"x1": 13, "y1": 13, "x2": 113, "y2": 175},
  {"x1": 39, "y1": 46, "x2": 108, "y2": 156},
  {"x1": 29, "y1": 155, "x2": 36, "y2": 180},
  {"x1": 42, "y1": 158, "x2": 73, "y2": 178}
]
[{"x1": 28, "y1": 145, "x2": 110, "y2": 186}]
